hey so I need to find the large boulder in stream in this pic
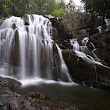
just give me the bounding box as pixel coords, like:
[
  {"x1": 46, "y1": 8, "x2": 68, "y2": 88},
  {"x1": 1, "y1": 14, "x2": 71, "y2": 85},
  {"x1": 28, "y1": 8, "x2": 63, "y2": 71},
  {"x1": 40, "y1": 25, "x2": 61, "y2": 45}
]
[{"x1": 0, "y1": 76, "x2": 21, "y2": 91}]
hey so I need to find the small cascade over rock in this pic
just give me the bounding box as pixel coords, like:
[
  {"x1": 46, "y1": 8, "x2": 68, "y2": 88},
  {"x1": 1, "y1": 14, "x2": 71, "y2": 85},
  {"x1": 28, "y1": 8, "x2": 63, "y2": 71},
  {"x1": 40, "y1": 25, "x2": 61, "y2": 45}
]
[
  {"x1": 0, "y1": 14, "x2": 71, "y2": 83},
  {"x1": 97, "y1": 26, "x2": 102, "y2": 33},
  {"x1": 97, "y1": 14, "x2": 110, "y2": 33},
  {"x1": 104, "y1": 14, "x2": 110, "y2": 30},
  {"x1": 56, "y1": 44, "x2": 72, "y2": 82},
  {"x1": 70, "y1": 37, "x2": 110, "y2": 68}
]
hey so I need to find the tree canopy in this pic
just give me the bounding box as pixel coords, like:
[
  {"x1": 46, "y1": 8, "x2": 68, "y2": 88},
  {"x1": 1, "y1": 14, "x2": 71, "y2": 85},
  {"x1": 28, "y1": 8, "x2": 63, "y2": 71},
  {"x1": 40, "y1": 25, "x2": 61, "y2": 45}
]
[
  {"x1": 0, "y1": 0, "x2": 11, "y2": 17},
  {"x1": 82, "y1": 0, "x2": 110, "y2": 16},
  {"x1": 0, "y1": 0, "x2": 66, "y2": 17}
]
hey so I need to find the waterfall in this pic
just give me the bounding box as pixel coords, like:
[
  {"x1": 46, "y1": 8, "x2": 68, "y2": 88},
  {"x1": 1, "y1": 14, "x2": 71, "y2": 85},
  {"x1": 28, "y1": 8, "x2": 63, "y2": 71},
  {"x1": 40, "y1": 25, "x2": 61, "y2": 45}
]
[
  {"x1": 70, "y1": 37, "x2": 110, "y2": 68},
  {"x1": 0, "y1": 14, "x2": 74, "y2": 84},
  {"x1": 104, "y1": 14, "x2": 110, "y2": 30},
  {"x1": 97, "y1": 26, "x2": 102, "y2": 33},
  {"x1": 56, "y1": 44, "x2": 73, "y2": 82}
]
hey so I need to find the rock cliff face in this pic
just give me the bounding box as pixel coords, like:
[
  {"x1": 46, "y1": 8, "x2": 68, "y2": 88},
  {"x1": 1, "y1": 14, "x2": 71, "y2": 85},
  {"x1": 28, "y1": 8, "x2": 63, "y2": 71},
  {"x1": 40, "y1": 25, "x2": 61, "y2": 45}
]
[{"x1": 50, "y1": 17, "x2": 110, "y2": 91}]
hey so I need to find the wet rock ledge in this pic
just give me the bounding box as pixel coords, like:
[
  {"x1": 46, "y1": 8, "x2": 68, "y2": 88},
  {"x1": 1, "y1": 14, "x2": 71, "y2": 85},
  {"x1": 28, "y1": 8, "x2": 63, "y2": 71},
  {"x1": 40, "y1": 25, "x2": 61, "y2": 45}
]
[{"x1": 0, "y1": 76, "x2": 79, "y2": 110}]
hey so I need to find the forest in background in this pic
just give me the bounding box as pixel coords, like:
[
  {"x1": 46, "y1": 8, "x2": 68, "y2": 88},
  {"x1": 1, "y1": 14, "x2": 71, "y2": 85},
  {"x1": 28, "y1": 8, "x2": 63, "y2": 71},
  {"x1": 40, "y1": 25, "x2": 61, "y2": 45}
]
[
  {"x1": 0, "y1": 0, "x2": 110, "y2": 37},
  {"x1": 0, "y1": 0, "x2": 110, "y2": 18},
  {"x1": 0, "y1": 0, "x2": 77, "y2": 17}
]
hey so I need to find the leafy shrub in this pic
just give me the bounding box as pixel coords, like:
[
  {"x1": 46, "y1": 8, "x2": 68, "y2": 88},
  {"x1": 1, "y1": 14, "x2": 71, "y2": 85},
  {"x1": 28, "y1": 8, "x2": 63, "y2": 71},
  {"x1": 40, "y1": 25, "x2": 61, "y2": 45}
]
[{"x1": 52, "y1": 9, "x2": 65, "y2": 17}]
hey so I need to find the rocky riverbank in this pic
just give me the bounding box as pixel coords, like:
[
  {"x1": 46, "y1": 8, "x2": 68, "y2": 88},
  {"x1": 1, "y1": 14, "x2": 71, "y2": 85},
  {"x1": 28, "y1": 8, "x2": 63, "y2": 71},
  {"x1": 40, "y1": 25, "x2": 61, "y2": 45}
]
[{"x1": 0, "y1": 76, "x2": 80, "y2": 110}]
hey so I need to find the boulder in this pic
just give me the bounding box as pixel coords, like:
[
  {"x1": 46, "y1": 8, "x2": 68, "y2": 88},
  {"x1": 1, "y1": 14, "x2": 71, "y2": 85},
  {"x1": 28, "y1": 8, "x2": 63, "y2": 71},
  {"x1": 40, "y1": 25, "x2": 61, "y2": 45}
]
[
  {"x1": 62, "y1": 50, "x2": 95, "y2": 84},
  {"x1": 50, "y1": 18, "x2": 72, "y2": 41},
  {"x1": 0, "y1": 76, "x2": 21, "y2": 92}
]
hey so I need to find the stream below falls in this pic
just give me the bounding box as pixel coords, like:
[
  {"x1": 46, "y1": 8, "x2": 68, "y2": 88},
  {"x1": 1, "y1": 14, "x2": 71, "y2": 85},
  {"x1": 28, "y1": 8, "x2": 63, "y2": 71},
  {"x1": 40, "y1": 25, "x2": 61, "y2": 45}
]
[{"x1": 16, "y1": 81, "x2": 110, "y2": 110}]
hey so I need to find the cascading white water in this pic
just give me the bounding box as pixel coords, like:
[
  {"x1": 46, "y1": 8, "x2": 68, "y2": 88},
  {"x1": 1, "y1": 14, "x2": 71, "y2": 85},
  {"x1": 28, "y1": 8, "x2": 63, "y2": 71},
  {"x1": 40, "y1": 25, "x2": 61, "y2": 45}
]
[
  {"x1": 56, "y1": 44, "x2": 73, "y2": 82},
  {"x1": 0, "y1": 14, "x2": 74, "y2": 84},
  {"x1": 0, "y1": 14, "x2": 55, "y2": 80},
  {"x1": 104, "y1": 14, "x2": 110, "y2": 30},
  {"x1": 70, "y1": 37, "x2": 110, "y2": 69},
  {"x1": 97, "y1": 26, "x2": 102, "y2": 33}
]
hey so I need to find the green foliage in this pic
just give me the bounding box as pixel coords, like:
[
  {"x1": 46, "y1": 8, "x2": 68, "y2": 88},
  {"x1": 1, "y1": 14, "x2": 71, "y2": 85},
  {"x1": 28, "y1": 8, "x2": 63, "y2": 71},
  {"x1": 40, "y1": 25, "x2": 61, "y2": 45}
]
[
  {"x1": 52, "y1": 8, "x2": 64, "y2": 17},
  {"x1": 0, "y1": 0, "x2": 10, "y2": 17},
  {"x1": 82, "y1": 0, "x2": 110, "y2": 15},
  {"x1": 0, "y1": 0, "x2": 66, "y2": 17}
]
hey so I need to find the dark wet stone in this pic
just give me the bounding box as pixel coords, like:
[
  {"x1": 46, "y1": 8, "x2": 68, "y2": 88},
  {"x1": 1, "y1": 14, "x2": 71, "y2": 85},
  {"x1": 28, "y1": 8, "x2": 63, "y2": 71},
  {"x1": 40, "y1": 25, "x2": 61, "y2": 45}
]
[
  {"x1": 50, "y1": 18, "x2": 72, "y2": 41},
  {"x1": 10, "y1": 30, "x2": 20, "y2": 66},
  {"x1": 12, "y1": 23, "x2": 16, "y2": 30},
  {"x1": 0, "y1": 76, "x2": 21, "y2": 91}
]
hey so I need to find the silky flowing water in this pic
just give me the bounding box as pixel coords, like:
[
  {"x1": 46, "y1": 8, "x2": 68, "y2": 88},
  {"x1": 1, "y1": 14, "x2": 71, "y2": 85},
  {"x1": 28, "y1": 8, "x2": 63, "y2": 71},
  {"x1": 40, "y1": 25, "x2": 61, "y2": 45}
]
[
  {"x1": 0, "y1": 14, "x2": 72, "y2": 82},
  {"x1": 16, "y1": 81, "x2": 110, "y2": 110}
]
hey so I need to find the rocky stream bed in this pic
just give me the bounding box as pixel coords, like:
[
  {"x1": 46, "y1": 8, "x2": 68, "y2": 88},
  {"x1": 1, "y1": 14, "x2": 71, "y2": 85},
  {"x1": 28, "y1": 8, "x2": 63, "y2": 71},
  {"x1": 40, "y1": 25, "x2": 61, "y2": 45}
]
[{"x1": 0, "y1": 76, "x2": 80, "y2": 110}]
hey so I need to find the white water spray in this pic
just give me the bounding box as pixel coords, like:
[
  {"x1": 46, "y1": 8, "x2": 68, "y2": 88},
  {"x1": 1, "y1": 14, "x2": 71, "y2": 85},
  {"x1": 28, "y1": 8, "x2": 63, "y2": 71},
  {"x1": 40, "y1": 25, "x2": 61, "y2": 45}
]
[
  {"x1": 0, "y1": 14, "x2": 73, "y2": 84},
  {"x1": 97, "y1": 26, "x2": 102, "y2": 33},
  {"x1": 70, "y1": 37, "x2": 110, "y2": 68},
  {"x1": 104, "y1": 14, "x2": 110, "y2": 30},
  {"x1": 56, "y1": 44, "x2": 73, "y2": 82},
  {"x1": 0, "y1": 15, "x2": 54, "y2": 80}
]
